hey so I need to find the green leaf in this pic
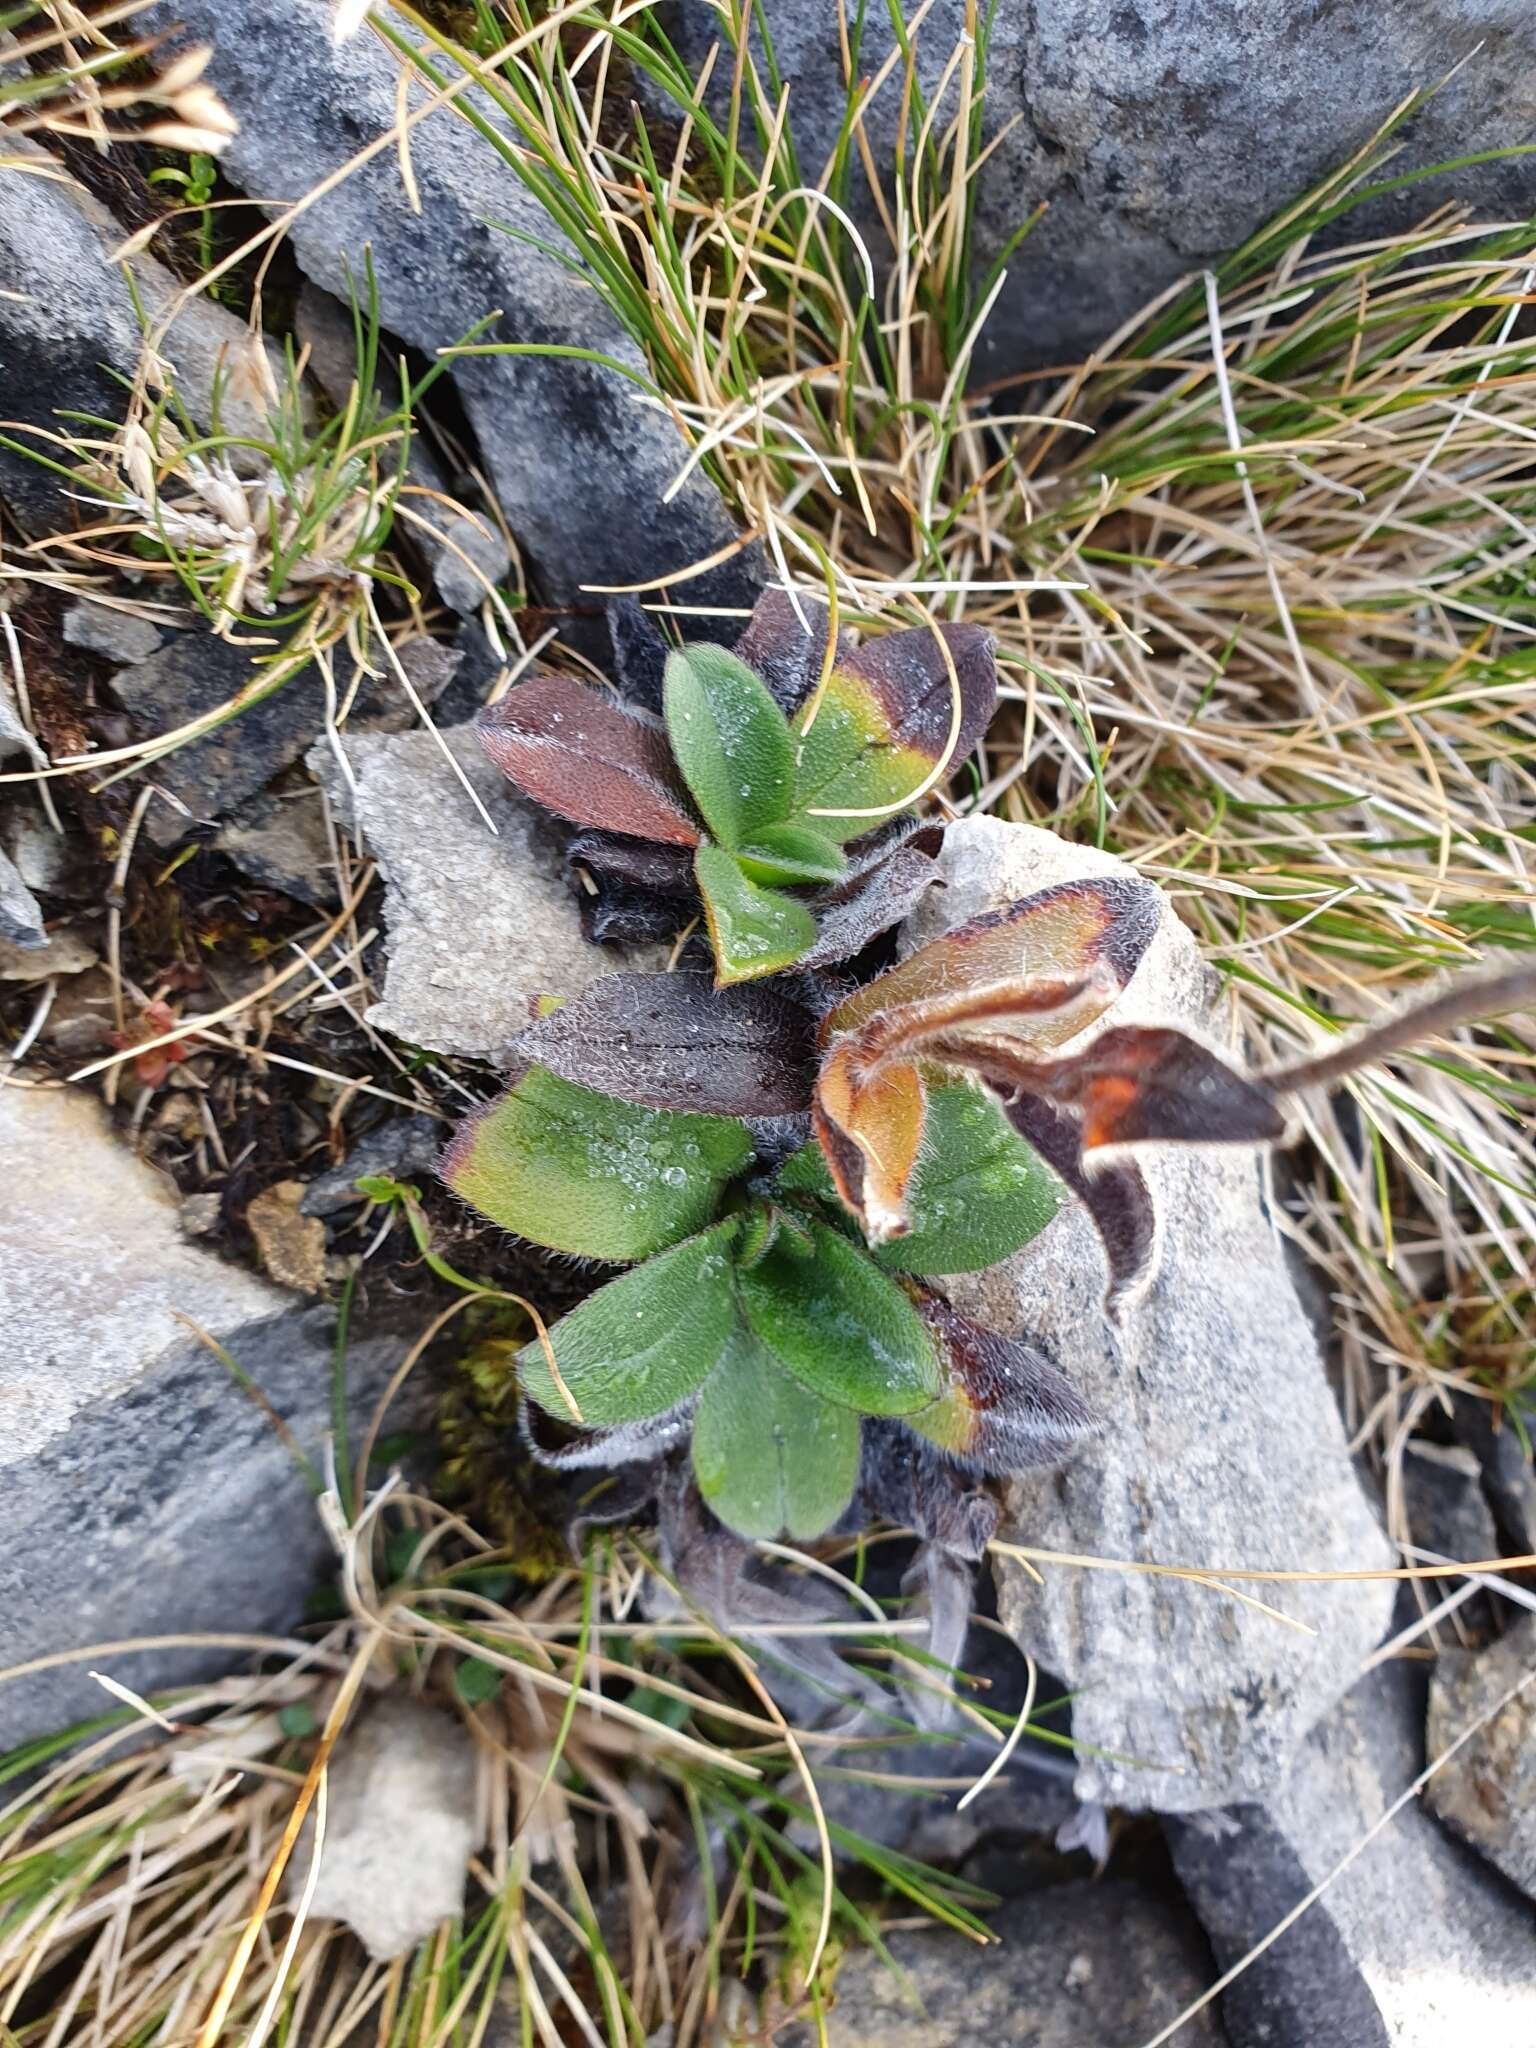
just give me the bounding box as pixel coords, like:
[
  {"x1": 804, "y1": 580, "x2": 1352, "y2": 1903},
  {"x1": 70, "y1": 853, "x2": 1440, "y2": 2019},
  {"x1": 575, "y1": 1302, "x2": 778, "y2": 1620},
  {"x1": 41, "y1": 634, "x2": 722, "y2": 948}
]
[
  {"x1": 736, "y1": 1218, "x2": 941, "y2": 1416},
  {"x1": 519, "y1": 1220, "x2": 740, "y2": 1424},
  {"x1": 665, "y1": 644, "x2": 796, "y2": 848},
  {"x1": 692, "y1": 1325, "x2": 860, "y2": 1541},
  {"x1": 734, "y1": 820, "x2": 848, "y2": 887},
  {"x1": 874, "y1": 1075, "x2": 1065, "y2": 1276},
  {"x1": 454, "y1": 1657, "x2": 503, "y2": 1707},
  {"x1": 793, "y1": 668, "x2": 933, "y2": 839},
  {"x1": 442, "y1": 1065, "x2": 752, "y2": 1261},
  {"x1": 695, "y1": 843, "x2": 819, "y2": 983}
]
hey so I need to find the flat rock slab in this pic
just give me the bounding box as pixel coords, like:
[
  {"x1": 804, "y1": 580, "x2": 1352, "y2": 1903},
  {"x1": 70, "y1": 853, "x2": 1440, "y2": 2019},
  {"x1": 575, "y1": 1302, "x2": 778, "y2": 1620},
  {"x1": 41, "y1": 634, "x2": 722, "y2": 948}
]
[
  {"x1": 1169, "y1": 1660, "x2": 1536, "y2": 2048},
  {"x1": 145, "y1": 0, "x2": 754, "y2": 610},
  {"x1": 0, "y1": 1087, "x2": 408, "y2": 1745},
  {"x1": 910, "y1": 818, "x2": 1395, "y2": 1812},
  {"x1": 309, "y1": 723, "x2": 665, "y2": 1060},
  {"x1": 1427, "y1": 1613, "x2": 1536, "y2": 1903},
  {"x1": 113, "y1": 634, "x2": 459, "y2": 847},
  {"x1": 775, "y1": 1881, "x2": 1227, "y2": 2047}
]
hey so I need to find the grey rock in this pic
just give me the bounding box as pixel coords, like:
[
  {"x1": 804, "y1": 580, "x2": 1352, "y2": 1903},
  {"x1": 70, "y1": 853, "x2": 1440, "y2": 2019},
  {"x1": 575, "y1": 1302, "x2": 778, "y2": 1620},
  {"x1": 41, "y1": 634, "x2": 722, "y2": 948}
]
[
  {"x1": 1452, "y1": 1393, "x2": 1536, "y2": 1553},
  {"x1": 147, "y1": 2, "x2": 755, "y2": 610},
  {"x1": 663, "y1": 5, "x2": 1536, "y2": 377},
  {"x1": 910, "y1": 818, "x2": 1395, "y2": 1812},
  {"x1": 0, "y1": 139, "x2": 278, "y2": 531},
  {"x1": 308, "y1": 722, "x2": 665, "y2": 1060},
  {"x1": 1169, "y1": 1660, "x2": 1536, "y2": 2048},
  {"x1": 300, "y1": 1114, "x2": 444, "y2": 1217},
  {"x1": 1401, "y1": 1441, "x2": 1499, "y2": 1567},
  {"x1": 1, "y1": 810, "x2": 68, "y2": 896},
  {"x1": 0, "y1": 666, "x2": 46, "y2": 770},
  {"x1": 0, "y1": 844, "x2": 45, "y2": 947},
  {"x1": 0, "y1": 1086, "x2": 410, "y2": 1745},
  {"x1": 62, "y1": 600, "x2": 165, "y2": 666},
  {"x1": 0, "y1": 927, "x2": 96, "y2": 980},
  {"x1": 113, "y1": 632, "x2": 459, "y2": 846},
  {"x1": 1427, "y1": 1613, "x2": 1536, "y2": 1904},
  {"x1": 215, "y1": 787, "x2": 339, "y2": 906},
  {"x1": 776, "y1": 1882, "x2": 1227, "y2": 2047},
  {"x1": 290, "y1": 1695, "x2": 478, "y2": 1961}
]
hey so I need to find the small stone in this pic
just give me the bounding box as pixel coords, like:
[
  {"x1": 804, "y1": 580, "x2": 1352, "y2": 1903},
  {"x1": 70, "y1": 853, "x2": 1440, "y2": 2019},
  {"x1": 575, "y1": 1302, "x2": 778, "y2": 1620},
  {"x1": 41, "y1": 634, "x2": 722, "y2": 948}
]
[
  {"x1": 0, "y1": 927, "x2": 96, "y2": 980},
  {"x1": 1397, "y1": 1439, "x2": 1499, "y2": 1644},
  {"x1": 0, "y1": 845, "x2": 45, "y2": 949},
  {"x1": 1427, "y1": 1613, "x2": 1536, "y2": 1905},
  {"x1": 62, "y1": 600, "x2": 165, "y2": 665},
  {"x1": 300, "y1": 1114, "x2": 444, "y2": 1217},
  {"x1": 774, "y1": 1881, "x2": 1225, "y2": 2047},
  {"x1": 1451, "y1": 1394, "x2": 1536, "y2": 1554},
  {"x1": 177, "y1": 1192, "x2": 223, "y2": 1238},
  {"x1": 431, "y1": 511, "x2": 512, "y2": 616},
  {"x1": 216, "y1": 789, "x2": 338, "y2": 907},
  {"x1": 291, "y1": 1696, "x2": 478, "y2": 1961},
  {"x1": 246, "y1": 1180, "x2": 329, "y2": 1294},
  {"x1": 912, "y1": 818, "x2": 1394, "y2": 1812},
  {"x1": 307, "y1": 723, "x2": 666, "y2": 1060}
]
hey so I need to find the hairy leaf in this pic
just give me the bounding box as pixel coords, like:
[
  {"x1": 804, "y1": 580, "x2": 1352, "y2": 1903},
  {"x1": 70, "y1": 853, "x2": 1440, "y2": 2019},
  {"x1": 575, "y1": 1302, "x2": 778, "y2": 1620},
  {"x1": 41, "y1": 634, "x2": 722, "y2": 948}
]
[
  {"x1": 519, "y1": 1221, "x2": 740, "y2": 1424},
  {"x1": 906, "y1": 1293, "x2": 1097, "y2": 1476},
  {"x1": 731, "y1": 587, "x2": 841, "y2": 716},
  {"x1": 735, "y1": 820, "x2": 848, "y2": 887},
  {"x1": 695, "y1": 842, "x2": 819, "y2": 984},
  {"x1": 736, "y1": 1217, "x2": 942, "y2": 1415},
  {"x1": 512, "y1": 970, "x2": 817, "y2": 1117},
  {"x1": 606, "y1": 595, "x2": 670, "y2": 714},
  {"x1": 813, "y1": 1042, "x2": 927, "y2": 1241},
  {"x1": 874, "y1": 1074, "x2": 1063, "y2": 1276},
  {"x1": 826, "y1": 874, "x2": 1160, "y2": 1041},
  {"x1": 566, "y1": 828, "x2": 696, "y2": 899},
  {"x1": 692, "y1": 1324, "x2": 860, "y2": 1540},
  {"x1": 800, "y1": 840, "x2": 944, "y2": 970},
  {"x1": 793, "y1": 623, "x2": 996, "y2": 837},
  {"x1": 520, "y1": 1394, "x2": 696, "y2": 1471},
  {"x1": 478, "y1": 675, "x2": 698, "y2": 844},
  {"x1": 983, "y1": 1025, "x2": 1288, "y2": 1151},
  {"x1": 1005, "y1": 1094, "x2": 1159, "y2": 1316},
  {"x1": 441, "y1": 1065, "x2": 752, "y2": 1261},
  {"x1": 665, "y1": 644, "x2": 795, "y2": 849}
]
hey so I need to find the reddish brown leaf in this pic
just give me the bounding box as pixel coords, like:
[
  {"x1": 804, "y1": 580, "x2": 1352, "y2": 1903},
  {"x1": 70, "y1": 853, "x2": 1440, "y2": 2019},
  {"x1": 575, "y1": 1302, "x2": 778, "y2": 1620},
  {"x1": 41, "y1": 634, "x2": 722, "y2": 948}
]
[
  {"x1": 812, "y1": 1042, "x2": 927, "y2": 1240},
  {"x1": 512, "y1": 970, "x2": 817, "y2": 1117},
  {"x1": 825, "y1": 874, "x2": 1159, "y2": 1043},
  {"x1": 1008, "y1": 1026, "x2": 1288, "y2": 1151},
  {"x1": 478, "y1": 675, "x2": 700, "y2": 845},
  {"x1": 836, "y1": 619, "x2": 997, "y2": 775}
]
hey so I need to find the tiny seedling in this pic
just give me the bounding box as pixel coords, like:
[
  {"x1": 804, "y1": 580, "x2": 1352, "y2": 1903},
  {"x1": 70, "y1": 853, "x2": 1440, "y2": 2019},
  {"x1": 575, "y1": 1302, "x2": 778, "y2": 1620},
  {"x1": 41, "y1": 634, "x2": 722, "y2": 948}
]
[
  {"x1": 443, "y1": 875, "x2": 1536, "y2": 1566},
  {"x1": 475, "y1": 587, "x2": 997, "y2": 983}
]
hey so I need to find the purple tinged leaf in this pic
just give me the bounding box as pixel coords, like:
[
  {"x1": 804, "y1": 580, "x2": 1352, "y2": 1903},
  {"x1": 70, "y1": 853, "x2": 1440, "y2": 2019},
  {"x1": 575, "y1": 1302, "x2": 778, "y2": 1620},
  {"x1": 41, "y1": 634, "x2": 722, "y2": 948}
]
[
  {"x1": 799, "y1": 842, "x2": 943, "y2": 969},
  {"x1": 567, "y1": 829, "x2": 698, "y2": 899},
  {"x1": 857, "y1": 1420, "x2": 1000, "y2": 1557},
  {"x1": 477, "y1": 674, "x2": 700, "y2": 845},
  {"x1": 1004, "y1": 1094, "x2": 1160, "y2": 1319},
  {"x1": 606, "y1": 596, "x2": 670, "y2": 714},
  {"x1": 836, "y1": 619, "x2": 998, "y2": 773},
  {"x1": 731, "y1": 587, "x2": 843, "y2": 715},
  {"x1": 907, "y1": 1292, "x2": 1098, "y2": 1478},
  {"x1": 1011, "y1": 1025, "x2": 1288, "y2": 1151},
  {"x1": 511, "y1": 970, "x2": 817, "y2": 1116}
]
